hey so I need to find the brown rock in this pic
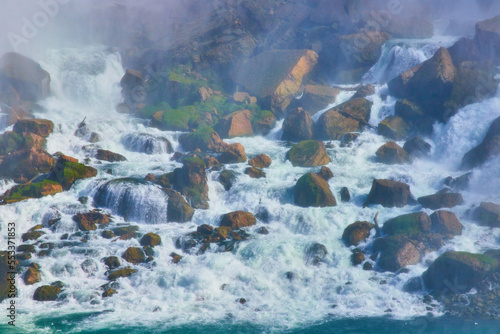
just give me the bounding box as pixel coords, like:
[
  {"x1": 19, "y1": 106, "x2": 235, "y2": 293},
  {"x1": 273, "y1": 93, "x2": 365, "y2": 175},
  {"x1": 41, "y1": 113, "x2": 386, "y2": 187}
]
[
  {"x1": 13, "y1": 119, "x2": 54, "y2": 138},
  {"x1": 351, "y1": 84, "x2": 375, "y2": 99},
  {"x1": 219, "y1": 143, "x2": 246, "y2": 164},
  {"x1": 339, "y1": 31, "x2": 390, "y2": 68},
  {"x1": 24, "y1": 266, "x2": 41, "y2": 285},
  {"x1": 430, "y1": 210, "x2": 463, "y2": 238},
  {"x1": 294, "y1": 172, "x2": 336, "y2": 208},
  {"x1": 140, "y1": 233, "x2": 161, "y2": 247},
  {"x1": 377, "y1": 116, "x2": 409, "y2": 141},
  {"x1": 342, "y1": 221, "x2": 375, "y2": 246},
  {"x1": 473, "y1": 202, "x2": 500, "y2": 227},
  {"x1": 216, "y1": 109, "x2": 253, "y2": 138},
  {"x1": 0, "y1": 148, "x2": 53, "y2": 182},
  {"x1": 317, "y1": 166, "x2": 333, "y2": 181},
  {"x1": 418, "y1": 193, "x2": 464, "y2": 210},
  {"x1": 364, "y1": 179, "x2": 412, "y2": 208},
  {"x1": 282, "y1": 107, "x2": 314, "y2": 141},
  {"x1": 245, "y1": 167, "x2": 265, "y2": 179},
  {"x1": 73, "y1": 212, "x2": 110, "y2": 231},
  {"x1": 122, "y1": 247, "x2": 146, "y2": 264},
  {"x1": 107, "y1": 268, "x2": 137, "y2": 281},
  {"x1": 286, "y1": 85, "x2": 340, "y2": 115},
  {"x1": 220, "y1": 211, "x2": 256, "y2": 229},
  {"x1": 374, "y1": 235, "x2": 423, "y2": 272},
  {"x1": 95, "y1": 149, "x2": 127, "y2": 162},
  {"x1": 33, "y1": 285, "x2": 61, "y2": 301},
  {"x1": 375, "y1": 141, "x2": 410, "y2": 165},
  {"x1": 104, "y1": 256, "x2": 120, "y2": 269},
  {"x1": 286, "y1": 140, "x2": 330, "y2": 167},
  {"x1": 248, "y1": 154, "x2": 272, "y2": 169},
  {"x1": 461, "y1": 116, "x2": 500, "y2": 170}
]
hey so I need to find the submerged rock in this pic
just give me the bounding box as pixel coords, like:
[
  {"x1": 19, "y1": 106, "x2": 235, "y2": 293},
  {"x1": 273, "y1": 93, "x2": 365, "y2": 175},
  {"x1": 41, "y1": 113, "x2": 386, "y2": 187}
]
[
  {"x1": 121, "y1": 133, "x2": 173, "y2": 154},
  {"x1": 245, "y1": 167, "x2": 265, "y2": 179},
  {"x1": 305, "y1": 242, "x2": 328, "y2": 266},
  {"x1": 286, "y1": 140, "x2": 330, "y2": 167},
  {"x1": 364, "y1": 179, "x2": 412, "y2": 208},
  {"x1": 107, "y1": 268, "x2": 137, "y2": 281},
  {"x1": 294, "y1": 172, "x2": 336, "y2": 208}
]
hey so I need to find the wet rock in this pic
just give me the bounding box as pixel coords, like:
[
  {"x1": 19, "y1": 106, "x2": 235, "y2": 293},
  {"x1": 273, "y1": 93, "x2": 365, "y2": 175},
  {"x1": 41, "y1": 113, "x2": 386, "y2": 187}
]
[
  {"x1": 339, "y1": 31, "x2": 390, "y2": 69},
  {"x1": 281, "y1": 107, "x2": 314, "y2": 141},
  {"x1": 248, "y1": 154, "x2": 272, "y2": 169},
  {"x1": 256, "y1": 227, "x2": 269, "y2": 235},
  {"x1": 382, "y1": 212, "x2": 432, "y2": 236},
  {"x1": 219, "y1": 170, "x2": 237, "y2": 191},
  {"x1": 50, "y1": 155, "x2": 97, "y2": 190},
  {"x1": 95, "y1": 149, "x2": 127, "y2": 162},
  {"x1": 394, "y1": 99, "x2": 432, "y2": 134},
  {"x1": 197, "y1": 224, "x2": 214, "y2": 235},
  {"x1": 317, "y1": 166, "x2": 333, "y2": 181},
  {"x1": 363, "y1": 179, "x2": 412, "y2": 208},
  {"x1": 340, "y1": 133, "x2": 360, "y2": 147},
  {"x1": 121, "y1": 133, "x2": 173, "y2": 154},
  {"x1": 17, "y1": 244, "x2": 35, "y2": 253},
  {"x1": 245, "y1": 167, "x2": 265, "y2": 179},
  {"x1": 286, "y1": 85, "x2": 339, "y2": 115},
  {"x1": 107, "y1": 268, "x2": 137, "y2": 281},
  {"x1": 475, "y1": 15, "x2": 500, "y2": 65},
  {"x1": 374, "y1": 235, "x2": 423, "y2": 272},
  {"x1": 418, "y1": 193, "x2": 464, "y2": 210},
  {"x1": 101, "y1": 230, "x2": 115, "y2": 239},
  {"x1": 351, "y1": 85, "x2": 375, "y2": 99},
  {"x1": 216, "y1": 109, "x2": 253, "y2": 138},
  {"x1": 21, "y1": 230, "x2": 45, "y2": 242},
  {"x1": 179, "y1": 127, "x2": 225, "y2": 153},
  {"x1": 73, "y1": 212, "x2": 110, "y2": 231},
  {"x1": 340, "y1": 187, "x2": 351, "y2": 202},
  {"x1": 316, "y1": 98, "x2": 372, "y2": 140},
  {"x1": 378, "y1": 116, "x2": 409, "y2": 141},
  {"x1": 342, "y1": 221, "x2": 374, "y2": 246},
  {"x1": 220, "y1": 211, "x2": 256, "y2": 229},
  {"x1": 430, "y1": 211, "x2": 463, "y2": 239},
  {"x1": 112, "y1": 225, "x2": 139, "y2": 236},
  {"x1": 172, "y1": 156, "x2": 209, "y2": 209},
  {"x1": 473, "y1": 202, "x2": 500, "y2": 227},
  {"x1": 403, "y1": 136, "x2": 432, "y2": 158},
  {"x1": 166, "y1": 190, "x2": 195, "y2": 222},
  {"x1": 81, "y1": 259, "x2": 98, "y2": 275},
  {"x1": 24, "y1": 265, "x2": 41, "y2": 285},
  {"x1": 443, "y1": 173, "x2": 472, "y2": 191},
  {"x1": 305, "y1": 242, "x2": 328, "y2": 266},
  {"x1": 385, "y1": 15, "x2": 434, "y2": 39},
  {"x1": 0, "y1": 148, "x2": 53, "y2": 182},
  {"x1": 422, "y1": 251, "x2": 498, "y2": 295},
  {"x1": 231, "y1": 49, "x2": 318, "y2": 116},
  {"x1": 1, "y1": 179, "x2": 63, "y2": 204},
  {"x1": 252, "y1": 110, "x2": 276, "y2": 136},
  {"x1": 140, "y1": 233, "x2": 161, "y2": 247},
  {"x1": 103, "y1": 256, "x2": 120, "y2": 270},
  {"x1": 351, "y1": 251, "x2": 365, "y2": 266},
  {"x1": 286, "y1": 140, "x2": 330, "y2": 167},
  {"x1": 102, "y1": 288, "x2": 117, "y2": 298},
  {"x1": 375, "y1": 141, "x2": 410, "y2": 165},
  {"x1": 0, "y1": 130, "x2": 43, "y2": 156},
  {"x1": 219, "y1": 143, "x2": 247, "y2": 164},
  {"x1": 13, "y1": 119, "x2": 53, "y2": 138},
  {"x1": 122, "y1": 247, "x2": 146, "y2": 264},
  {"x1": 0, "y1": 52, "x2": 50, "y2": 102},
  {"x1": 33, "y1": 285, "x2": 61, "y2": 301},
  {"x1": 294, "y1": 172, "x2": 336, "y2": 208},
  {"x1": 461, "y1": 116, "x2": 500, "y2": 170},
  {"x1": 170, "y1": 252, "x2": 182, "y2": 264}
]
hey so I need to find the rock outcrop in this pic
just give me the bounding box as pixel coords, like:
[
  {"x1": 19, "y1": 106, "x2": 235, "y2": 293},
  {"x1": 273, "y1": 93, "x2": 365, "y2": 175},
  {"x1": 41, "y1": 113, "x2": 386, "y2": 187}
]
[
  {"x1": 286, "y1": 140, "x2": 330, "y2": 167},
  {"x1": 294, "y1": 172, "x2": 336, "y2": 208}
]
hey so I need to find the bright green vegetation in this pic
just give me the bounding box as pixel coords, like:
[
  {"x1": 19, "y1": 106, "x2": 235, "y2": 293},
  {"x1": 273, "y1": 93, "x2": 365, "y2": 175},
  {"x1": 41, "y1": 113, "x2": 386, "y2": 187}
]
[{"x1": 3, "y1": 179, "x2": 62, "y2": 203}]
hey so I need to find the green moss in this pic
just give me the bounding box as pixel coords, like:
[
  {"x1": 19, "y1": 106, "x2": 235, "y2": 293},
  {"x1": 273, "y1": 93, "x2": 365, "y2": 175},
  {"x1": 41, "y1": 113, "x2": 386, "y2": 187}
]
[
  {"x1": 446, "y1": 251, "x2": 498, "y2": 267},
  {"x1": 139, "y1": 102, "x2": 171, "y2": 119},
  {"x1": 183, "y1": 156, "x2": 206, "y2": 169},
  {"x1": 57, "y1": 161, "x2": 97, "y2": 190},
  {"x1": 161, "y1": 107, "x2": 194, "y2": 131},
  {"x1": 184, "y1": 184, "x2": 208, "y2": 208},
  {"x1": 382, "y1": 212, "x2": 429, "y2": 236},
  {"x1": 0, "y1": 132, "x2": 28, "y2": 156},
  {"x1": 4, "y1": 179, "x2": 62, "y2": 202}
]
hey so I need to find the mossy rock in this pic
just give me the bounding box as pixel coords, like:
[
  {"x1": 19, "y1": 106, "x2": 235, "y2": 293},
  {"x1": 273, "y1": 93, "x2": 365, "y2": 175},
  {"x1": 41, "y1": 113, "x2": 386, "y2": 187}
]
[
  {"x1": 286, "y1": 140, "x2": 330, "y2": 167},
  {"x1": 140, "y1": 233, "x2": 161, "y2": 247},
  {"x1": 102, "y1": 288, "x2": 117, "y2": 298},
  {"x1": 21, "y1": 230, "x2": 45, "y2": 242},
  {"x1": 219, "y1": 170, "x2": 237, "y2": 191},
  {"x1": 179, "y1": 126, "x2": 225, "y2": 152},
  {"x1": 294, "y1": 172, "x2": 337, "y2": 208},
  {"x1": 112, "y1": 225, "x2": 139, "y2": 236},
  {"x1": 103, "y1": 256, "x2": 121, "y2": 269},
  {"x1": 166, "y1": 190, "x2": 194, "y2": 222},
  {"x1": 122, "y1": 247, "x2": 146, "y2": 264},
  {"x1": 0, "y1": 131, "x2": 43, "y2": 156},
  {"x1": 382, "y1": 212, "x2": 431, "y2": 236},
  {"x1": 245, "y1": 167, "x2": 266, "y2": 178},
  {"x1": 52, "y1": 158, "x2": 97, "y2": 190},
  {"x1": 13, "y1": 119, "x2": 54, "y2": 138},
  {"x1": 33, "y1": 285, "x2": 61, "y2": 301},
  {"x1": 107, "y1": 268, "x2": 138, "y2": 281},
  {"x1": 2, "y1": 179, "x2": 63, "y2": 203},
  {"x1": 378, "y1": 116, "x2": 409, "y2": 141},
  {"x1": 251, "y1": 109, "x2": 276, "y2": 135}
]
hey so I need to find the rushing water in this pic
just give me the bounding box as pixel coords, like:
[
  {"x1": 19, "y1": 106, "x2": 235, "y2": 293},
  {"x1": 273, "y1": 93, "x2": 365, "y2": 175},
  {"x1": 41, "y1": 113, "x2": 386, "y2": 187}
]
[{"x1": 0, "y1": 34, "x2": 500, "y2": 333}]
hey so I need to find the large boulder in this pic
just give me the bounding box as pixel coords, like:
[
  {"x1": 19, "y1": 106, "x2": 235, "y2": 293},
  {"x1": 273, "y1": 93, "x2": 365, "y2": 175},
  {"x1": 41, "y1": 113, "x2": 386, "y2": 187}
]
[
  {"x1": 13, "y1": 119, "x2": 53, "y2": 138},
  {"x1": 218, "y1": 143, "x2": 247, "y2": 164},
  {"x1": 1, "y1": 179, "x2": 62, "y2": 203},
  {"x1": 172, "y1": 157, "x2": 209, "y2": 209},
  {"x1": 220, "y1": 211, "x2": 256, "y2": 229},
  {"x1": 403, "y1": 136, "x2": 432, "y2": 158},
  {"x1": 374, "y1": 235, "x2": 424, "y2": 272},
  {"x1": 430, "y1": 210, "x2": 463, "y2": 239},
  {"x1": 286, "y1": 85, "x2": 340, "y2": 115},
  {"x1": 73, "y1": 212, "x2": 110, "y2": 231},
  {"x1": 122, "y1": 247, "x2": 146, "y2": 264},
  {"x1": 0, "y1": 148, "x2": 53, "y2": 182},
  {"x1": 50, "y1": 155, "x2": 97, "y2": 190},
  {"x1": 0, "y1": 52, "x2": 50, "y2": 102},
  {"x1": 377, "y1": 116, "x2": 409, "y2": 141},
  {"x1": 474, "y1": 15, "x2": 500, "y2": 65},
  {"x1": 338, "y1": 31, "x2": 390, "y2": 68},
  {"x1": 218, "y1": 170, "x2": 237, "y2": 191},
  {"x1": 215, "y1": 109, "x2": 253, "y2": 139},
  {"x1": 316, "y1": 98, "x2": 372, "y2": 140},
  {"x1": 95, "y1": 149, "x2": 127, "y2": 162},
  {"x1": 422, "y1": 251, "x2": 498, "y2": 294},
  {"x1": 33, "y1": 285, "x2": 61, "y2": 301},
  {"x1": 248, "y1": 154, "x2": 272, "y2": 169},
  {"x1": 281, "y1": 108, "x2": 314, "y2": 141},
  {"x1": 473, "y1": 202, "x2": 500, "y2": 227},
  {"x1": 385, "y1": 15, "x2": 434, "y2": 39},
  {"x1": 388, "y1": 47, "x2": 457, "y2": 122},
  {"x1": 0, "y1": 130, "x2": 44, "y2": 156},
  {"x1": 231, "y1": 49, "x2": 318, "y2": 116},
  {"x1": 166, "y1": 190, "x2": 195, "y2": 222},
  {"x1": 375, "y1": 141, "x2": 410, "y2": 165},
  {"x1": 363, "y1": 179, "x2": 412, "y2": 208},
  {"x1": 418, "y1": 193, "x2": 464, "y2": 210},
  {"x1": 179, "y1": 127, "x2": 225, "y2": 153},
  {"x1": 461, "y1": 116, "x2": 500, "y2": 170},
  {"x1": 294, "y1": 172, "x2": 336, "y2": 208},
  {"x1": 394, "y1": 99, "x2": 432, "y2": 133},
  {"x1": 342, "y1": 221, "x2": 374, "y2": 246},
  {"x1": 382, "y1": 212, "x2": 431, "y2": 236},
  {"x1": 286, "y1": 140, "x2": 330, "y2": 167}
]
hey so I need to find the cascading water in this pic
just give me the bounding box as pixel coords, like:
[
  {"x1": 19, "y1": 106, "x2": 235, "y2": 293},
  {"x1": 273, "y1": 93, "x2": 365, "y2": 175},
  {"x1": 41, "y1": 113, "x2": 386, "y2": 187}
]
[{"x1": 1, "y1": 31, "x2": 500, "y2": 334}]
